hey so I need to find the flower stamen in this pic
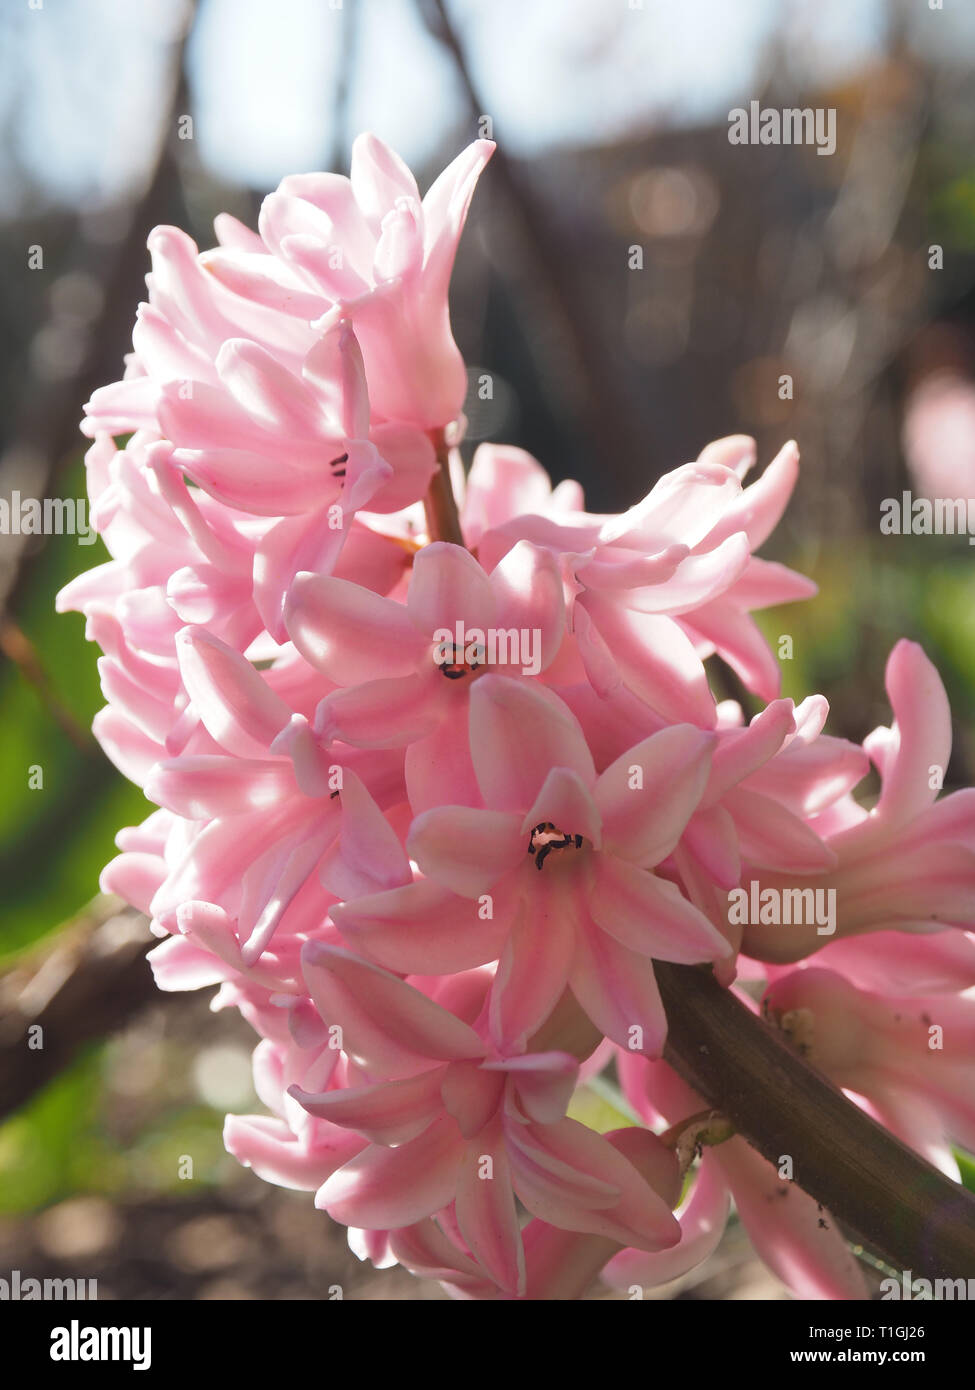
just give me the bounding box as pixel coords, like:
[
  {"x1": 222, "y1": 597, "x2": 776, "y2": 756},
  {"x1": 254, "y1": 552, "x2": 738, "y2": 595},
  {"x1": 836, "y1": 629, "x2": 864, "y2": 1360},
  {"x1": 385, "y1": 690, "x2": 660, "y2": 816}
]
[
  {"x1": 438, "y1": 643, "x2": 481, "y2": 680},
  {"x1": 528, "y1": 821, "x2": 584, "y2": 870}
]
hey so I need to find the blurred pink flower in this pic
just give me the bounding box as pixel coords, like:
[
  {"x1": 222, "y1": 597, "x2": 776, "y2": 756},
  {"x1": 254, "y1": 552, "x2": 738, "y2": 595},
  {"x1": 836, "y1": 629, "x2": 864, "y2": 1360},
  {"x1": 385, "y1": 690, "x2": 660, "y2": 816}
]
[{"x1": 903, "y1": 370, "x2": 975, "y2": 501}]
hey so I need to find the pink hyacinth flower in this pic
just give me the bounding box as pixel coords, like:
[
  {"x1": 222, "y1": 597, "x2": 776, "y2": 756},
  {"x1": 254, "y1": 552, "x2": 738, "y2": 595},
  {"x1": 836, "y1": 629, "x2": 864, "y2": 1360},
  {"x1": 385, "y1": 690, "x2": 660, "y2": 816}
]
[
  {"x1": 743, "y1": 640, "x2": 975, "y2": 962},
  {"x1": 290, "y1": 944, "x2": 681, "y2": 1295},
  {"x1": 333, "y1": 674, "x2": 731, "y2": 1054},
  {"x1": 204, "y1": 135, "x2": 496, "y2": 430}
]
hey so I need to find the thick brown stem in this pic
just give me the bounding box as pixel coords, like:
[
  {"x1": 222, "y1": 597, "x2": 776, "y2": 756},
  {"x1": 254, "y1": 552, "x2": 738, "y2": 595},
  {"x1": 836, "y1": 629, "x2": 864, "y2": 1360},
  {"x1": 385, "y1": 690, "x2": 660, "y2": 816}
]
[{"x1": 655, "y1": 961, "x2": 975, "y2": 1281}]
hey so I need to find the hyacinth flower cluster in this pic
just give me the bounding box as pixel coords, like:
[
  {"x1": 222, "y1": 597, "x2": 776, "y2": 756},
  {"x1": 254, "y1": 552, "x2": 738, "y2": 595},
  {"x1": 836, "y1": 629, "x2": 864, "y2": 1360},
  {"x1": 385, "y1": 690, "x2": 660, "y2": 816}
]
[{"x1": 60, "y1": 135, "x2": 975, "y2": 1300}]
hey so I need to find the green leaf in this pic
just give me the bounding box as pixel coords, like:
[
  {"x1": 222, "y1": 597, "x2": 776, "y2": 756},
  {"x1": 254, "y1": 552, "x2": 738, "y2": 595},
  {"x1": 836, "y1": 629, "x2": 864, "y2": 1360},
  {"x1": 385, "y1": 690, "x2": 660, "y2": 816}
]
[
  {"x1": 567, "y1": 1075, "x2": 640, "y2": 1134},
  {"x1": 956, "y1": 1149, "x2": 975, "y2": 1194},
  {"x1": 0, "y1": 459, "x2": 149, "y2": 961}
]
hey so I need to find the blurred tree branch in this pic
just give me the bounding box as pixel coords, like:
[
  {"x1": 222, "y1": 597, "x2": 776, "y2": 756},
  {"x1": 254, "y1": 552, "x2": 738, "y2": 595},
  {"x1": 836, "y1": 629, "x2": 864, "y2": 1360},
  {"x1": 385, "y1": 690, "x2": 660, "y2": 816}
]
[
  {"x1": 0, "y1": 904, "x2": 160, "y2": 1123},
  {"x1": 0, "y1": 2, "x2": 197, "y2": 625},
  {"x1": 0, "y1": 618, "x2": 92, "y2": 750},
  {"x1": 417, "y1": 0, "x2": 649, "y2": 483},
  {"x1": 326, "y1": 0, "x2": 359, "y2": 174}
]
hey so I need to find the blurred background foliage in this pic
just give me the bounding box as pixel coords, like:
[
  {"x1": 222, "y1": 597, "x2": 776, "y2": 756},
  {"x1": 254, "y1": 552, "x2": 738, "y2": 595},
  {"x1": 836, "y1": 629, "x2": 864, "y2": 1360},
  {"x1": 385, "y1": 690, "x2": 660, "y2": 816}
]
[{"x1": 0, "y1": 0, "x2": 973, "y2": 1297}]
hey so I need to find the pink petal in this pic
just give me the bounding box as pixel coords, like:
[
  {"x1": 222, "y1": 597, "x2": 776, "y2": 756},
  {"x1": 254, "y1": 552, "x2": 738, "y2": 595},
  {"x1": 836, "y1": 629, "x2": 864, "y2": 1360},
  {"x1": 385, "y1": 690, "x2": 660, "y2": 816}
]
[
  {"x1": 440, "y1": 1062, "x2": 506, "y2": 1139},
  {"x1": 215, "y1": 337, "x2": 324, "y2": 437},
  {"x1": 374, "y1": 201, "x2": 424, "y2": 283},
  {"x1": 625, "y1": 534, "x2": 750, "y2": 616},
  {"x1": 407, "y1": 541, "x2": 497, "y2": 636},
  {"x1": 241, "y1": 829, "x2": 334, "y2": 965},
  {"x1": 93, "y1": 707, "x2": 165, "y2": 785},
  {"x1": 696, "y1": 433, "x2": 756, "y2": 476},
  {"x1": 333, "y1": 879, "x2": 511, "y2": 974},
  {"x1": 469, "y1": 676, "x2": 596, "y2": 812},
  {"x1": 285, "y1": 571, "x2": 424, "y2": 682},
  {"x1": 580, "y1": 595, "x2": 716, "y2": 726},
  {"x1": 289, "y1": 1068, "x2": 446, "y2": 1145},
  {"x1": 97, "y1": 658, "x2": 174, "y2": 745},
  {"x1": 726, "y1": 787, "x2": 836, "y2": 873},
  {"x1": 704, "y1": 439, "x2": 799, "y2": 550},
  {"x1": 146, "y1": 755, "x2": 294, "y2": 819},
  {"x1": 509, "y1": 1117, "x2": 681, "y2": 1251},
  {"x1": 421, "y1": 139, "x2": 496, "y2": 304},
  {"x1": 815, "y1": 928, "x2": 975, "y2": 995},
  {"x1": 682, "y1": 599, "x2": 782, "y2": 703},
  {"x1": 317, "y1": 1115, "x2": 464, "y2": 1228},
  {"x1": 175, "y1": 446, "x2": 340, "y2": 515},
  {"x1": 716, "y1": 1137, "x2": 869, "y2": 1299},
  {"x1": 569, "y1": 918, "x2": 668, "y2": 1055},
  {"x1": 574, "y1": 544, "x2": 688, "y2": 592},
  {"x1": 489, "y1": 878, "x2": 576, "y2": 1053},
  {"x1": 368, "y1": 423, "x2": 438, "y2": 512},
  {"x1": 595, "y1": 725, "x2": 714, "y2": 867},
  {"x1": 590, "y1": 855, "x2": 731, "y2": 964},
  {"x1": 455, "y1": 1119, "x2": 525, "y2": 1296},
  {"x1": 600, "y1": 461, "x2": 741, "y2": 551},
  {"x1": 876, "y1": 640, "x2": 952, "y2": 827},
  {"x1": 350, "y1": 133, "x2": 421, "y2": 232},
  {"x1": 681, "y1": 804, "x2": 742, "y2": 889},
  {"x1": 147, "y1": 933, "x2": 226, "y2": 991},
  {"x1": 201, "y1": 246, "x2": 323, "y2": 315},
  {"x1": 603, "y1": 1156, "x2": 731, "y2": 1290},
  {"x1": 744, "y1": 733, "x2": 869, "y2": 818},
  {"x1": 319, "y1": 768, "x2": 411, "y2": 899},
  {"x1": 489, "y1": 540, "x2": 565, "y2": 672},
  {"x1": 254, "y1": 507, "x2": 351, "y2": 644},
  {"x1": 408, "y1": 807, "x2": 525, "y2": 897},
  {"x1": 176, "y1": 625, "x2": 291, "y2": 755},
  {"x1": 301, "y1": 943, "x2": 484, "y2": 1070},
  {"x1": 485, "y1": 1052, "x2": 578, "y2": 1124},
  {"x1": 703, "y1": 698, "x2": 796, "y2": 805},
  {"x1": 225, "y1": 1114, "x2": 365, "y2": 1192},
  {"x1": 302, "y1": 317, "x2": 371, "y2": 439},
  {"x1": 729, "y1": 555, "x2": 818, "y2": 609},
  {"x1": 405, "y1": 708, "x2": 480, "y2": 813},
  {"x1": 317, "y1": 670, "x2": 444, "y2": 748},
  {"x1": 462, "y1": 443, "x2": 560, "y2": 544}
]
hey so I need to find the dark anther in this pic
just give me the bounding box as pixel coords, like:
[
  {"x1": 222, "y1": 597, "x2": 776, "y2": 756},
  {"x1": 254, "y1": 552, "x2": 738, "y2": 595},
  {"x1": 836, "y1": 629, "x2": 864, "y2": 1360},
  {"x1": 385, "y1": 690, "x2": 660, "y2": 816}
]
[
  {"x1": 438, "y1": 643, "x2": 480, "y2": 680},
  {"x1": 528, "y1": 821, "x2": 583, "y2": 871},
  {"x1": 329, "y1": 452, "x2": 349, "y2": 479}
]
